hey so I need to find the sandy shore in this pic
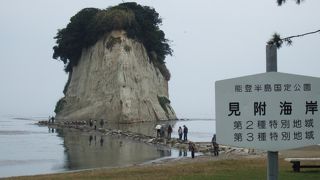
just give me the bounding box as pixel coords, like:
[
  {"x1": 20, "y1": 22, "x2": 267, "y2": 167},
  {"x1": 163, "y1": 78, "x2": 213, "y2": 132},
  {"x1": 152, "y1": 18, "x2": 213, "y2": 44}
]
[{"x1": 139, "y1": 144, "x2": 320, "y2": 172}]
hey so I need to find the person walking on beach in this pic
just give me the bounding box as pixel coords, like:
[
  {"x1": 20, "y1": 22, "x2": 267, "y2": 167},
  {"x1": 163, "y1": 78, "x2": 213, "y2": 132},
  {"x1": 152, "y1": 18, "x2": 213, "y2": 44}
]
[
  {"x1": 167, "y1": 125, "x2": 173, "y2": 139},
  {"x1": 178, "y1": 126, "x2": 183, "y2": 140},
  {"x1": 212, "y1": 134, "x2": 219, "y2": 156},
  {"x1": 189, "y1": 142, "x2": 196, "y2": 158},
  {"x1": 183, "y1": 125, "x2": 188, "y2": 141}
]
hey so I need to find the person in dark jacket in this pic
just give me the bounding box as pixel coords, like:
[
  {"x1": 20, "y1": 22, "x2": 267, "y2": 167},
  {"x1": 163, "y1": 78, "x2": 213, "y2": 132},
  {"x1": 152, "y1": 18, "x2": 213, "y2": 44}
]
[
  {"x1": 51, "y1": 116, "x2": 55, "y2": 124},
  {"x1": 167, "y1": 125, "x2": 173, "y2": 139},
  {"x1": 89, "y1": 119, "x2": 93, "y2": 127},
  {"x1": 183, "y1": 125, "x2": 188, "y2": 141},
  {"x1": 160, "y1": 125, "x2": 165, "y2": 138},
  {"x1": 212, "y1": 134, "x2": 219, "y2": 156},
  {"x1": 189, "y1": 142, "x2": 196, "y2": 158},
  {"x1": 100, "y1": 119, "x2": 104, "y2": 128}
]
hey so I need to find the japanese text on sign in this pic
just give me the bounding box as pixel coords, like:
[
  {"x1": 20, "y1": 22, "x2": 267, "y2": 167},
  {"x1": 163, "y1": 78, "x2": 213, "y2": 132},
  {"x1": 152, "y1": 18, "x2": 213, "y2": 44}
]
[
  {"x1": 215, "y1": 72, "x2": 320, "y2": 151},
  {"x1": 234, "y1": 83, "x2": 311, "y2": 93}
]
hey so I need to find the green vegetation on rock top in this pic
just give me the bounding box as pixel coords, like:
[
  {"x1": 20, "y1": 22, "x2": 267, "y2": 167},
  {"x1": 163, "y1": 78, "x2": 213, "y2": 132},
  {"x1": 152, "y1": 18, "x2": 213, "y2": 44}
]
[{"x1": 53, "y1": 2, "x2": 172, "y2": 79}]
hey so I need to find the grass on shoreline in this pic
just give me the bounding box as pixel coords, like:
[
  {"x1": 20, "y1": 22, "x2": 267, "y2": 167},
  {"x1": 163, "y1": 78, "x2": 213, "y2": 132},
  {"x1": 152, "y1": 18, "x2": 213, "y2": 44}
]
[{"x1": 8, "y1": 158, "x2": 320, "y2": 180}]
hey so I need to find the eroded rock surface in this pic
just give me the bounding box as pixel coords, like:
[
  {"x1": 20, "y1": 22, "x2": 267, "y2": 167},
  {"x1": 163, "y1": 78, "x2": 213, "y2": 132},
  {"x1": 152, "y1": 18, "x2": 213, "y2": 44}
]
[{"x1": 56, "y1": 31, "x2": 176, "y2": 123}]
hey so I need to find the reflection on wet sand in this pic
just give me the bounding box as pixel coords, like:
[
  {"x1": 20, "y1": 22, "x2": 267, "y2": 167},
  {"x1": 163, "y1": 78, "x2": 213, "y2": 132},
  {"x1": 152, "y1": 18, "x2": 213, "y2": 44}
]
[
  {"x1": 56, "y1": 128, "x2": 172, "y2": 170},
  {"x1": 48, "y1": 127, "x2": 55, "y2": 133},
  {"x1": 179, "y1": 149, "x2": 188, "y2": 157}
]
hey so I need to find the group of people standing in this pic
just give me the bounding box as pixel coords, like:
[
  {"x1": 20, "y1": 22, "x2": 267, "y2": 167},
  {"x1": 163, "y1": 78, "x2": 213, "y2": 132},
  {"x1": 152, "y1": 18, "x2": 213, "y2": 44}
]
[
  {"x1": 89, "y1": 119, "x2": 105, "y2": 130},
  {"x1": 155, "y1": 124, "x2": 219, "y2": 158},
  {"x1": 156, "y1": 124, "x2": 173, "y2": 138},
  {"x1": 48, "y1": 116, "x2": 55, "y2": 123},
  {"x1": 156, "y1": 124, "x2": 189, "y2": 141},
  {"x1": 155, "y1": 124, "x2": 197, "y2": 158},
  {"x1": 178, "y1": 125, "x2": 188, "y2": 141}
]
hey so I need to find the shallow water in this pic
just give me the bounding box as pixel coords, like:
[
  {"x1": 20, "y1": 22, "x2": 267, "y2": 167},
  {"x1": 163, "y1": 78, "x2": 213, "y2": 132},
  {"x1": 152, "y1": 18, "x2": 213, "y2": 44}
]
[
  {"x1": 0, "y1": 117, "x2": 65, "y2": 177},
  {"x1": 0, "y1": 116, "x2": 214, "y2": 178},
  {"x1": 107, "y1": 119, "x2": 216, "y2": 142}
]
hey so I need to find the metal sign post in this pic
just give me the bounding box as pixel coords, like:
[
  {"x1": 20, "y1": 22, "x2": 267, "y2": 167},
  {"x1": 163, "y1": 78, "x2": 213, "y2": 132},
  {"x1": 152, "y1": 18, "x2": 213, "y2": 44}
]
[{"x1": 266, "y1": 44, "x2": 278, "y2": 180}]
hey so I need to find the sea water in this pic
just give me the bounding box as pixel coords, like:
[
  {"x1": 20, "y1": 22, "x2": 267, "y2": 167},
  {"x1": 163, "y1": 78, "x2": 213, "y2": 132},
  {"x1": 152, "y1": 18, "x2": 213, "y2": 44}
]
[{"x1": 0, "y1": 116, "x2": 215, "y2": 178}]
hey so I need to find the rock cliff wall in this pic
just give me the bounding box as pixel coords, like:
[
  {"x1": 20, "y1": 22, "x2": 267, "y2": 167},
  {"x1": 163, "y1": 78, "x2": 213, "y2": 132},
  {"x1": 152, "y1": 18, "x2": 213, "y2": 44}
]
[{"x1": 56, "y1": 31, "x2": 176, "y2": 123}]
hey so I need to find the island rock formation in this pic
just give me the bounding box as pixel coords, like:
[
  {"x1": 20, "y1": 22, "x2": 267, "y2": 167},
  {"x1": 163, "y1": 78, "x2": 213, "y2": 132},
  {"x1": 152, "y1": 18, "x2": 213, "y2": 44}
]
[{"x1": 56, "y1": 31, "x2": 176, "y2": 123}]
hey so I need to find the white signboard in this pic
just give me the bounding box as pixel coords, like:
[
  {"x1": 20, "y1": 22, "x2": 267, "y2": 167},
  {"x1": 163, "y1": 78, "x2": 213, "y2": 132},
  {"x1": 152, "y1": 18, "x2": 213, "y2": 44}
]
[{"x1": 215, "y1": 72, "x2": 320, "y2": 151}]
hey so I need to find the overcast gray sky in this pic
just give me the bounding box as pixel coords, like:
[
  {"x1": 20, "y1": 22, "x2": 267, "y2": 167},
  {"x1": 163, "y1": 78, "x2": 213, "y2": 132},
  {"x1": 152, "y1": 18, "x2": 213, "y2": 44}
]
[{"x1": 0, "y1": 0, "x2": 320, "y2": 118}]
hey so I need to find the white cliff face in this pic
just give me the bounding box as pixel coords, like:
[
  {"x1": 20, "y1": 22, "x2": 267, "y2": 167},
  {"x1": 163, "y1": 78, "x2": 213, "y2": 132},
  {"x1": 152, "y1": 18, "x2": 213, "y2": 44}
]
[{"x1": 56, "y1": 31, "x2": 176, "y2": 123}]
